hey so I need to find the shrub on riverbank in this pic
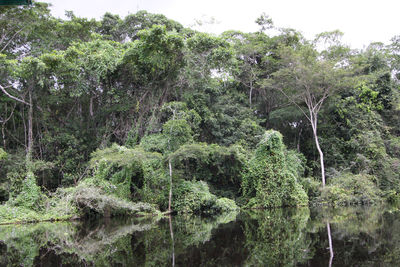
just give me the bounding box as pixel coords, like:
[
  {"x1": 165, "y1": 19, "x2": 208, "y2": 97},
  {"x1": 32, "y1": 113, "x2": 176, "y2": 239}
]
[
  {"x1": 242, "y1": 130, "x2": 309, "y2": 208},
  {"x1": 89, "y1": 144, "x2": 169, "y2": 210},
  {"x1": 317, "y1": 173, "x2": 383, "y2": 206},
  {"x1": 168, "y1": 143, "x2": 247, "y2": 199},
  {"x1": 73, "y1": 185, "x2": 156, "y2": 217},
  {"x1": 7, "y1": 172, "x2": 46, "y2": 211},
  {"x1": 0, "y1": 174, "x2": 159, "y2": 224},
  {"x1": 173, "y1": 180, "x2": 238, "y2": 215}
]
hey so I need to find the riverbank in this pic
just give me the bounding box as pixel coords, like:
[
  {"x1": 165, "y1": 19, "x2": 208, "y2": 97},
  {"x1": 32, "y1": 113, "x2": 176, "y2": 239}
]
[{"x1": 0, "y1": 180, "x2": 161, "y2": 225}]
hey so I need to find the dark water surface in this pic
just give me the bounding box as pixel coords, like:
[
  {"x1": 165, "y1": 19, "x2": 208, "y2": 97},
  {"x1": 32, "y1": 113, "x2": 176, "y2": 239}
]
[{"x1": 1, "y1": 205, "x2": 400, "y2": 266}]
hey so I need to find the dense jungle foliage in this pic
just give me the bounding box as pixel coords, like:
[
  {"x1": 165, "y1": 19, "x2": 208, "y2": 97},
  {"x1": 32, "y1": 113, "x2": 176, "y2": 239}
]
[{"x1": 0, "y1": 2, "x2": 399, "y2": 222}]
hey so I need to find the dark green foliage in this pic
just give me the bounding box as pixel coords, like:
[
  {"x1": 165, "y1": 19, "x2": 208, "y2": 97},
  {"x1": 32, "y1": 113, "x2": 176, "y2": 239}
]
[
  {"x1": 320, "y1": 77, "x2": 400, "y2": 192},
  {"x1": 122, "y1": 25, "x2": 184, "y2": 85},
  {"x1": 317, "y1": 173, "x2": 383, "y2": 206},
  {"x1": 0, "y1": 149, "x2": 7, "y2": 201},
  {"x1": 120, "y1": 10, "x2": 183, "y2": 41},
  {"x1": 169, "y1": 142, "x2": 247, "y2": 198},
  {"x1": 183, "y1": 85, "x2": 264, "y2": 146},
  {"x1": 1, "y1": 2, "x2": 400, "y2": 222},
  {"x1": 160, "y1": 101, "x2": 201, "y2": 134},
  {"x1": 242, "y1": 130, "x2": 308, "y2": 208},
  {"x1": 384, "y1": 190, "x2": 400, "y2": 205},
  {"x1": 199, "y1": 91, "x2": 264, "y2": 147},
  {"x1": 139, "y1": 133, "x2": 168, "y2": 153},
  {"x1": 40, "y1": 130, "x2": 87, "y2": 188},
  {"x1": 0, "y1": 150, "x2": 26, "y2": 200},
  {"x1": 299, "y1": 177, "x2": 321, "y2": 200},
  {"x1": 286, "y1": 149, "x2": 308, "y2": 178}
]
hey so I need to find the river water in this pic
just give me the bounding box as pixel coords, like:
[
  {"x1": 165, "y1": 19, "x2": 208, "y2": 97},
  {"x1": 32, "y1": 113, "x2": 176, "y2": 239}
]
[{"x1": 1, "y1": 205, "x2": 399, "y2": 266}]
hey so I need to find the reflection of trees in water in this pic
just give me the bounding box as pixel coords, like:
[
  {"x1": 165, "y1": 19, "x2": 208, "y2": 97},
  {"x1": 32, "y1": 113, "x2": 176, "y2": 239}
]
[
  {"x1": 243, "y1": 207, "x2": 312, "y2": 266},
  {"x1": 169, "y1": 215, "x2": 175, "y2": 267},
  {"x1": 0, "y1": 211, "x2": 240, "y2": 266},
  {"x1": 327, "y1": 221, "x2": 333, "y2": 267},
  {"x1": 3, "y1": 206, "x2": 400, "y2": 266},
  {"x1": 0, "y1": 217, "x2": 159, "y2": 266},
  {"x1": 172, "y1": 212, "x2": 247, "y2": 266},
  {"x1": 0, "y1": 222, "x2": 81, "y2": 266},
  {"x1": 303, "y1": 205, "x2": 400, "y2": 266}
]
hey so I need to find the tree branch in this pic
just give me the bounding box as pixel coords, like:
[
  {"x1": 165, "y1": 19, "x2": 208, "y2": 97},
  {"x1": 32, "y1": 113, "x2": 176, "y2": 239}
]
[
  {"x1": 0, "y1": 27, "x2": 25, "y2": 53},
  {"x1": 277, "y1": 87, "x2": 311, "y2": 121},
  {"x1": 2, "y1": 102, "x2": 16, "y2": 124},
  {"x1": 0, "y1": 84, "x2": 30, "y2": 106}
]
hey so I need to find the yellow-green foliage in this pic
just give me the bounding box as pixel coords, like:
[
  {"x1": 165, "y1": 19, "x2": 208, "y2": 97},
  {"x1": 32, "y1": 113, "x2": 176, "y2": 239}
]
[
  {"x1": 0, "y1": 171, "x2": 160, "y2": 224},
  {"x1": 72, "y1": 185, "x2": 156, "y2": 217},
  {"x1": 318, "y1": 173, "x2": 383, "y2": 206},
  {"x1": 0, "y1": 148, "x2": 9, "y2": 201},
  {"x1": 0, "y1": 205, "x2": 45, "y2": 224},
  {"x1": 0, "y1": 181, "x2": 77, "y2": 224},
  {"x1": 242, "y1": 130, "x2": 308, "y2": 208},
  {"x1": 7, "y1": 172, "x2": 46, "y2": 211},
  {"x1": 89, "y1": 144, "x2": 167, "y2": 207},
  {"x1": 384, "y1": 190, "x2": 400, "y2": 205},
  {"x1": 160, "y1": 101, "x2": 201, "y2": 131},
  {"x1": 215, "y1": 197, "x2": 239, "y2": 213},
  {"x1": 139, "y1": 133, "x2": 168, "y2": 153},
  {"x1": 162, "y1": 119, "x2": 193, "y2": 152},
  {"x1": 173, "y1": 180, "x2": 238, "y2": 215},
  {"x1": 0, "y1": 148, "x2": 6, "y2": 160}
]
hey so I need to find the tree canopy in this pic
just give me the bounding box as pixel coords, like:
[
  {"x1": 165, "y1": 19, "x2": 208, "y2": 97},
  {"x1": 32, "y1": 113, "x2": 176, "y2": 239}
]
[{"x1": 0, "y1": 3, "x2": 399, "y2": 219}]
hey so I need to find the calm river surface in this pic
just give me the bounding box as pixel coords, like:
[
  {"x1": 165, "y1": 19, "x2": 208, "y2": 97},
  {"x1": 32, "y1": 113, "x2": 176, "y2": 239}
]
[{"x1": 1, "y1": 205, "x2": 400, "y2": 266}]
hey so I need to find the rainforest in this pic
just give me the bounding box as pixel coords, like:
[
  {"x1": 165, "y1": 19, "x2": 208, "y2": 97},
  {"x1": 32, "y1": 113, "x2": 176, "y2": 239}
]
[{"x1": 0, "y1": 2, "x2": 400, "y2": 265}]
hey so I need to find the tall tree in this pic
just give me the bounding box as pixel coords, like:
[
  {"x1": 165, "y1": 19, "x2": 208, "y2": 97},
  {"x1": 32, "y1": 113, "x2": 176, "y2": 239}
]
[
  {"x1": 0, "y1": 2, "x2": 52, "y2": 56},
  {"x1": 268, "y1": 38, "x2": 350, "y2": 186},
  {"x1": 121, "y1": 25, "x2": 185, "y2": 136}
]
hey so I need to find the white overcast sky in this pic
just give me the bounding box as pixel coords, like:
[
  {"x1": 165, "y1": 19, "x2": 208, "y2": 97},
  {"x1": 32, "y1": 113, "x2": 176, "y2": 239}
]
[{"x1": 41, "y1": 0, "x2": 400, "y2": 49}]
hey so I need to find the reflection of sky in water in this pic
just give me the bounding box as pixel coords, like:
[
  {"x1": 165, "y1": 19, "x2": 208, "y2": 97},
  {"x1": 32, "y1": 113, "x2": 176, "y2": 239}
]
[{"x1": 1, "y1": 206, "x2": 400, "y2": 266}]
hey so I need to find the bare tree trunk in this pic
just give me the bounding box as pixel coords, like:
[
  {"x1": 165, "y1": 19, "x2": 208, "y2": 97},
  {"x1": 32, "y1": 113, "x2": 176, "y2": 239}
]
[
  {"x1": 297, "y1": 127, "x2": 302, "y2": 153},
  {"x1": 1, "y1": 104, "x2": 7, "y2": 149},
  {"x1": 309, "y1": 109, "x2": 326, "y2": 187},
  {"x1": 89, "y1": 96, "x2": 94, "y2": 117},
  {"x1": 313, "y1": 128, "x2": 325, "y2": 186},
  {"x1": 26, "y1": 88, "x2": 33, "y2": 165},
  {"x1": 249, "y1": 80, "x2": 253, "y2": 106},
  {"x1": 168, "y1": 159, "x2": 173, "y2": 213},
  {"x1": 0, "y1": 85, "x2": 26, "y2": 150},
  {"x1": 22, "y1": 107, "x2": 27, "y2": 150},
  {"x1": 1, "y1": 125, "x2": 5, "y2": 149}
]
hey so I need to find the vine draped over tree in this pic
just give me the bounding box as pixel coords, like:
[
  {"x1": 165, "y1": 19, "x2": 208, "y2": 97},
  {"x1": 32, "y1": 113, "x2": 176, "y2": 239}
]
[{"x1": 0, "y1": 2, "x2": 399, "y2": 222}]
